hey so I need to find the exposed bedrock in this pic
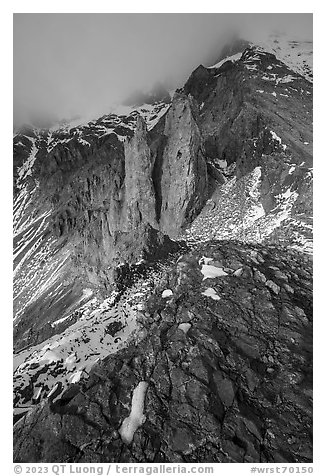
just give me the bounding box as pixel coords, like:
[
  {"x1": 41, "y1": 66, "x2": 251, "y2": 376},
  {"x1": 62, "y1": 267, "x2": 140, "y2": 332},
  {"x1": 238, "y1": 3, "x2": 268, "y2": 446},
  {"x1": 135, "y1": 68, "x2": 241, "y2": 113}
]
[
  {"x1": 151, "y1": 92, "x2": 208, "y2": 238},
  {"x1": 13, "y1": 242, "x2": 313, "y2": 463}
]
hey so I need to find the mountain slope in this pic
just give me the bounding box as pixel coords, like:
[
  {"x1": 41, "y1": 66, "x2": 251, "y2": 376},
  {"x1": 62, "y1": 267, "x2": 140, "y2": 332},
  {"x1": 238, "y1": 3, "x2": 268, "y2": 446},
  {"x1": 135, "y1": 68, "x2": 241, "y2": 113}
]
[
  {"x1": 14, "y1": 242, "x2": 312, "y2": 463},
  {"x1": 182, "y1": 43, "x2": 312, "y2": 251},
  {"x1": 13, "y1": 35, "x2": 313, "y2": 463}
]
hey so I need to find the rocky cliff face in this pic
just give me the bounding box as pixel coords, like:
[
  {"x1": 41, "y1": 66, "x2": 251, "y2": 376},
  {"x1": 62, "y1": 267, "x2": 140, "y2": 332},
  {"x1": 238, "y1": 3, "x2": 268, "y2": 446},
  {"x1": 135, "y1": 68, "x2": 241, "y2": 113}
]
[
  {"x1": 184, "y1": 47, "x2": 312, "y2": 178},
  {"x1": 151, "y1": 93, "x2": 208, "y2": 237},
  {"x1": 13, "y1": 93, "x2": 208, "y2": 352},
  {"x1": 123, "y1": 116, "x2": 157, "y2": 231},
  {"x1": 13, "y1": 36, "x2": 313, "y2": 463}
]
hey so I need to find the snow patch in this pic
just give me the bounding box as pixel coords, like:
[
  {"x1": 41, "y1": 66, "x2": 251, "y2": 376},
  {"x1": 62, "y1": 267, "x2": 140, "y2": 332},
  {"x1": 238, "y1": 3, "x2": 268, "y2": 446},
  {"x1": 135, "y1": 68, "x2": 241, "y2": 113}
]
[
  {"x1": 245, "y1": 203, "x2": 265, "y2": 223},
  {"x1": 262, "y1": 75, "x2": 274, "y2": 81},
  {"x1": 216, "y1": 159, "x2": 227, "y2": 169},
  {"x1": 277, "y1": 74, "x2": 296, "y2": 84},
  {"x1": 233, "y1": 268, "x2": 243, "y2": 277},
  {"x1": 14, "y1": 293, "x2": 139, "y2": 407},
  {"x1": 277, "y1": 187, "x2": 297, "y2": 200},
  {"x1": 208, "y1": 52, "x2": 242, "y2": 69},
  {"x1": 47, "y1": 383, "x2": 60, "y2": 399},
  {"x1": 65, "y1": 353, "x2": 77, "y2": 370},
  {"x1": 78, "y1": 137, "x2": 91, "y2": 147},
  {"x1": 245, "y1": 64, "x2": 258, "y2": 71},
  {"x1": 251, "y1": 34, "x2": 313, "y2": 82},
  {"x1": 33, "y1": 387, "x2": 42, "y2": 401},
  {"x1": 248, "y1": 167, "x2": 262, "y2": 199},
  {"x1": 162, "y1": 289, "x2": 173, "y2": 298},
  {"x1": 16, "y1": 139, "x2": 38, "y2": 187},
  {"x1": 201, "y1": 265, "x2": 228, "y2": 280},
  {"x1": 198, "y1": 256, "x2": 213, "y2": 265},
  {"x1": 201, "y1": 287, "x2": 221, "y2": 301},
  {"x1": 270, "y1": 130, "x2": 287, "y2": 151},
  {"x1": 69, "y1": 370, "x2": 83, "y2": 384},
  {"x1": 119, "y1": 382, "x2": 148, "y2": 445},
  {"x1": 51, "y1": 315, "x2": 70, "y2": 328},
  {"x1": 178, "y1": 323, "x2": 192, "y2": 334},
  {"x1": 40, "y1": 350, "x2": 60, "y2": 365}
]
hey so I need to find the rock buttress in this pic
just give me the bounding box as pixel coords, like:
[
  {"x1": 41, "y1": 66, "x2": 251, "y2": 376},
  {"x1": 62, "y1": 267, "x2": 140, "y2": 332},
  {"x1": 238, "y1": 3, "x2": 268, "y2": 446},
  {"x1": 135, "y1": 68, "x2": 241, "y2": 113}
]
[
  {"x1": 152, "y1": 92, "x2": 208, "y2": 238},
  {"x1": 122, "y1": 115, "x2": 158, "y2": 231}
]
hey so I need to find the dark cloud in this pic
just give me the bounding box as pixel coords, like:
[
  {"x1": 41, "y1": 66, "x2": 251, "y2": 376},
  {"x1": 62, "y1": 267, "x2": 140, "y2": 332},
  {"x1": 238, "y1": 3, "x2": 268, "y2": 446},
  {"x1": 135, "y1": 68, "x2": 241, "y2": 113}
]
[{"x1": 13, "y1": 13, "x2": 312, "y2": 125}]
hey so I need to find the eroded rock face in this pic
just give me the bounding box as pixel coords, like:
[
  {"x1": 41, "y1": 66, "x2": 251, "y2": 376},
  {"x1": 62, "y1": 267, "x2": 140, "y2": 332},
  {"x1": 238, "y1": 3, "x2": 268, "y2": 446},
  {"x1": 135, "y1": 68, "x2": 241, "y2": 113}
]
[
  {"x1": 13, "y1": 98, "x2": 210, "y2": 351},
  {"x1": 152, "y1": 93, "x2": 208, "y2": 237},
  {"x1": 183, "y1": 48, "x2": 312, "y2": 178},
  {"x1": 122, "y1": 116, "x2": 158, "y2": 231},
  {"x1": 13, "y1": 242, "x2": 312, "y2": 463}
]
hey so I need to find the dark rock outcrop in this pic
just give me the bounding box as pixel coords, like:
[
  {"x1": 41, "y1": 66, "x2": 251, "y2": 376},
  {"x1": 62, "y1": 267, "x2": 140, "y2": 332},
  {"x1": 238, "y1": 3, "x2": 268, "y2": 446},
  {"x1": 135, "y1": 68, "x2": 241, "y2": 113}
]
[{"x1": 14, "y1": 242, "x2": 312, "y2": 463}]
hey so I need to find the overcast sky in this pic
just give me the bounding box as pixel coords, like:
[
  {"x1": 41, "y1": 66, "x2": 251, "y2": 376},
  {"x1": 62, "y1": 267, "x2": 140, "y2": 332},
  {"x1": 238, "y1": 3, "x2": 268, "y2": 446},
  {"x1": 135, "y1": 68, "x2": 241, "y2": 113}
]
[{"x1": 13, "y1": 13, "x2": 312, "y2": 125}]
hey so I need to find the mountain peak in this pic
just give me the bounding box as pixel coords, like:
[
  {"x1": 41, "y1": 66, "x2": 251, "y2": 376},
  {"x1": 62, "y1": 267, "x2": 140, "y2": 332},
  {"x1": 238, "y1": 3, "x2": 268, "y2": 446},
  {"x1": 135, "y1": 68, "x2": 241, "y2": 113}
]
[{"x1": 209, "y1": 32, "x2": 312, "y2": 82}]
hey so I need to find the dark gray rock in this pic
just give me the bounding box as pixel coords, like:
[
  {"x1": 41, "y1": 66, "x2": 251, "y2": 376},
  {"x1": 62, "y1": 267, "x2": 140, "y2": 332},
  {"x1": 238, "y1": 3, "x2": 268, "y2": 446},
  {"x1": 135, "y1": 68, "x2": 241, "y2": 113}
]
[{"x1": 14, "y1": 242, "x2": 312, "y2": 464}]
